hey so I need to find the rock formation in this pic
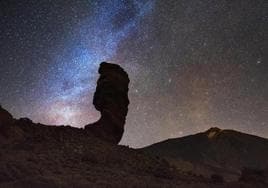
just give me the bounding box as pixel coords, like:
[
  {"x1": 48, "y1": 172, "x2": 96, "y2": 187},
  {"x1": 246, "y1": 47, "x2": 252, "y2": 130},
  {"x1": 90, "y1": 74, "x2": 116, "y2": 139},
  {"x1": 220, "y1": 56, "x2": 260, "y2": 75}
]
[
  {"x1": 0, "y1": 105, "x2": 13, "y2": 126},
  {"x1": 85, "y1": 62, "x2": 130, "y2": 144},
  {"x1": 0, "y1": 62, "x2": 129, "y2": 144}
]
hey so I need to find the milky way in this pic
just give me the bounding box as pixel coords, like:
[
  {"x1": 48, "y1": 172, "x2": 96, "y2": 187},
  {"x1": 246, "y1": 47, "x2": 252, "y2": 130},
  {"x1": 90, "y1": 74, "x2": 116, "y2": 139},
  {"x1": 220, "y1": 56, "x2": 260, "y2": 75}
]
[
  {"x1": 37, "y1": 0, "x2": 155, "y2": 126},
  {"x1": 0, "y1": 0, "x2": 267, "y2": 147}
]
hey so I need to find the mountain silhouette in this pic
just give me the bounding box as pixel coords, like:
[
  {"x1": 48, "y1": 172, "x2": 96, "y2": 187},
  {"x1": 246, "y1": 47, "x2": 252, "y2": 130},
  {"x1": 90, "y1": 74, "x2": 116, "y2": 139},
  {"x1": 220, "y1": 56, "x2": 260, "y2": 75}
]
[{"x1": 142, "y1": 127, "x2": 268, "y2": 182}]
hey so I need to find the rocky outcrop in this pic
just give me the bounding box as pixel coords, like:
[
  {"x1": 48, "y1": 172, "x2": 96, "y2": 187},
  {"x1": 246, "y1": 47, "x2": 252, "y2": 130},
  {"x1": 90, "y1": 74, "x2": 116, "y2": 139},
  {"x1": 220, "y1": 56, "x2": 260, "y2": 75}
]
[
  {"x1": 0, "y1": 62, "x2": 129, "y2": 145},
  {"x1": 0, "y1": 105, "x2": 13, "y2": 126},
  {"x1": 0, "y1": 62, "x2": 129, "y2": 144},
  {"x1": 85, "y1": 62, "x2": 130, "y2": 144}
]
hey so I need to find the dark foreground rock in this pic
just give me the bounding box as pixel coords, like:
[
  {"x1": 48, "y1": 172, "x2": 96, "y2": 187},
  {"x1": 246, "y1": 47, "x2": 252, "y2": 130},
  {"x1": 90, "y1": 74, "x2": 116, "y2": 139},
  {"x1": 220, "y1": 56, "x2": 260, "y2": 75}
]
[
  {"x1": 0, "y1": 105, "x2": 13, "y2": 126},
  {"x1": 85, "y1": 62, "x2": 130, "y2": 144},
  {"x1": 0, "y1": 109, "x2": 210, "y2": 188},
  {"x1": 1, "y1": 114, "x2": 263, "y2": 188}
]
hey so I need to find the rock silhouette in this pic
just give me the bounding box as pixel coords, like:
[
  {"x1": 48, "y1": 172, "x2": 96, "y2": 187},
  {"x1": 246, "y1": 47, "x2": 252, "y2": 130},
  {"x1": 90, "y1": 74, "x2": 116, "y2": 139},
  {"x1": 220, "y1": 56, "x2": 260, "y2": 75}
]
[
  {"x1": 0, "y1": 105, "x2": 13, "y2": 126},
  {"x1": 0, "y1": 62, "x2": 129, "y2": 144},
  {"x1": 85, "y1": 62, "x2": 130, "y2": 144}
]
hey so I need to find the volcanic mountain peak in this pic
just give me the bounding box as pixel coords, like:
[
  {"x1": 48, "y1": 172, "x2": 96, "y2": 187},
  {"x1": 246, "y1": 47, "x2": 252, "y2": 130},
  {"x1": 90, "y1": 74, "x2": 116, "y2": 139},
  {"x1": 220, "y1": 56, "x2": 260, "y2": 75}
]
[
  {"x1": 142, "y1": 127, "x2": 268, "y2": 183},
  {"x1": 205, "y1": 127, "x2": 222, "y2": 139}
]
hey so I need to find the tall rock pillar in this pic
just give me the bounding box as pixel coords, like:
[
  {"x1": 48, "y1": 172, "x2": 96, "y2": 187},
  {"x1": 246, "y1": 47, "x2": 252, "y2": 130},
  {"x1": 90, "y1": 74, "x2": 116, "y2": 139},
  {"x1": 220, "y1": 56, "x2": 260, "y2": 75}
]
[{"x1": 85, "y1": 62, "x2": 130, "y2": 144}]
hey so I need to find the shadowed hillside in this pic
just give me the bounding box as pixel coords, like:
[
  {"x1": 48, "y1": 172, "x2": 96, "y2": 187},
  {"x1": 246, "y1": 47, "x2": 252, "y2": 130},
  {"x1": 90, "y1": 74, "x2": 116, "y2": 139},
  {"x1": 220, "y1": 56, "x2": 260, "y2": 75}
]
[{"x1": 142, "y1": 127, "x2": 268, "y2": 182}]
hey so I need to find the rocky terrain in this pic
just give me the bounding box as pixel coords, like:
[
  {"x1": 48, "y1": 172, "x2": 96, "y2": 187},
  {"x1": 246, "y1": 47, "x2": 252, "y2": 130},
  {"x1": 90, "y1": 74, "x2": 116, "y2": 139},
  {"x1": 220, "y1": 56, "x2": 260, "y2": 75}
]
[
  {"x1": 0, "y1": 62, "x2": 267, "y2": 187},
  {"x1": 0, "y1": 110, "x2": 200, "y2": 188},
  {"x1": 2, "y1": 106, "x2": 268, "y2": 188}
]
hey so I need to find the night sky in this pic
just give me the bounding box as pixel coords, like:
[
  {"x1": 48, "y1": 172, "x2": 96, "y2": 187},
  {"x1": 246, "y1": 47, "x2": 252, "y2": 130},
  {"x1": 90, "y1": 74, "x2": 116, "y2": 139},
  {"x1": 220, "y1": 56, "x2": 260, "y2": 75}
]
[{"x1": 0, "y1": 0, "x2": 267, "y2": 148}]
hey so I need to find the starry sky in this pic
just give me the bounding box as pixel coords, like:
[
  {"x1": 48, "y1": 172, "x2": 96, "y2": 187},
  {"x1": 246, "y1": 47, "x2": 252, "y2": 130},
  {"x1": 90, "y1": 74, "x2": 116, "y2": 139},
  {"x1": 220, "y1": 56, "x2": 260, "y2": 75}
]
[{"x1": 0, "y1": 0, "x2": 267, "y2": 148}]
